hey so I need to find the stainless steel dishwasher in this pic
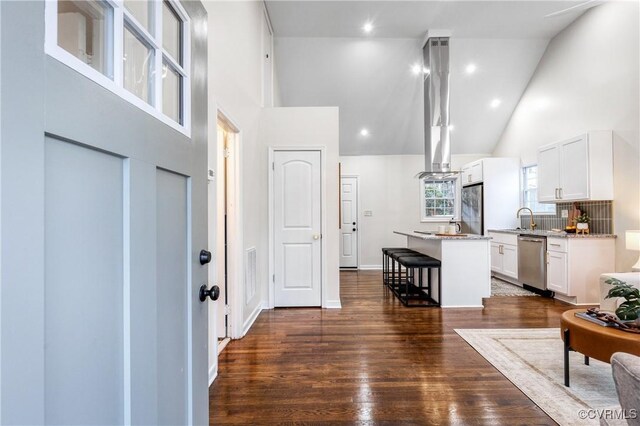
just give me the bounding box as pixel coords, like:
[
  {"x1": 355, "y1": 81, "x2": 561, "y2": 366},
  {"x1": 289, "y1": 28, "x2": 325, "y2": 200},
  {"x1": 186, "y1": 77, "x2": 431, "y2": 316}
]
[{"x1": 518, "y1": 235, "x2": 547, "y2": 292}]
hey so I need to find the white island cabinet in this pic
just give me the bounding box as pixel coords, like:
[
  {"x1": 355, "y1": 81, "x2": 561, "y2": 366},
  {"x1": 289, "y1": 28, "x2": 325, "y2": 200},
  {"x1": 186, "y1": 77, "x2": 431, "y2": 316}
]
[{"x1": 394, "y1": 231, "x2": 491, "y2": 308}]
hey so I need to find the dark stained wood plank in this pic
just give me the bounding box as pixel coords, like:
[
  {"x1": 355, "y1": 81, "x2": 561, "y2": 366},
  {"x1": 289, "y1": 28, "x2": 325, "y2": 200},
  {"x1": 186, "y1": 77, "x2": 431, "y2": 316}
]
[{"x1": 210, "y1": 270, "x2": 571, "y2": 425}]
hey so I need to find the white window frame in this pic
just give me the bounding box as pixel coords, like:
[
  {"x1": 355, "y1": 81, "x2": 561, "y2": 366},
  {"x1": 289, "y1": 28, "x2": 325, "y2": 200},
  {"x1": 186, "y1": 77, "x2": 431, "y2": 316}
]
[
  {"x1": 420, "y1": 177, "x2": 461, "y2": 222},
  {"x1": 521, "y1": 164, "x2": 556, "y2": 215},
  {"x1": 44, "y1": 0, "x2": 191, "y2": 137}
]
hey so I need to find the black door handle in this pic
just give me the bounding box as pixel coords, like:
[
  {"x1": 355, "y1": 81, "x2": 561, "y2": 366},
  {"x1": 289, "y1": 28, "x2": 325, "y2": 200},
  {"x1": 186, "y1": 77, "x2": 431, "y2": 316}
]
[
  {"x1": 199, "y1": 284, "x2": 220, "y2": 302},
  {"x1": 199, "y1": 249, "x2": 212, "y2": 265},
  {"x1": 352, "y1": 228, "x2": 357, "y2": 232},
  {"x1": 352, "y1": 222, "x2": 356, "y2": 225}
]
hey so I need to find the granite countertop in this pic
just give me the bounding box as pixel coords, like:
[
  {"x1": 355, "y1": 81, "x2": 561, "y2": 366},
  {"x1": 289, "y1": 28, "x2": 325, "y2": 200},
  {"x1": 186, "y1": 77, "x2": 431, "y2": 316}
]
[
  {"x1": 487, "y1": 229, "x2": 617, "y2": 239},
  {"x1": 395, "y1": 230, "x2": 491, "y2": 240}
]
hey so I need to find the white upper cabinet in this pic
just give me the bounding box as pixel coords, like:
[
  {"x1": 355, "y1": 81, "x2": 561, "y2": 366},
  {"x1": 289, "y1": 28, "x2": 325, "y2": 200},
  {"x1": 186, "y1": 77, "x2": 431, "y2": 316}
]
[
  {"x1": 537, "y1": 144, "x2": 561, "y2": 202},
  {"x1": 461, "y1": 160, "x2": 483, "y2": 185},
  {"x1": 536, "y1": 131, "x2": 613, "y2": 203}
]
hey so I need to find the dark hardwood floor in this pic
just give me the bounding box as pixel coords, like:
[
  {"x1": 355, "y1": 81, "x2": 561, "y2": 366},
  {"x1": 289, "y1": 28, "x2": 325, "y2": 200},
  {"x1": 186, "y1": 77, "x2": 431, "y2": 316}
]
[{"x1": 210, "y1": 270, "x2": 573, "y2": 425}]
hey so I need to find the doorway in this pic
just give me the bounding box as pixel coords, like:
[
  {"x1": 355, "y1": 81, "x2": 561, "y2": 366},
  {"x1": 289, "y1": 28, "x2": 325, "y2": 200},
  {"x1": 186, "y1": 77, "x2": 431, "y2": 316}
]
[
  {"x1": 340, "y1": 176, "x2": 359, "y2": 269},
  {"x1": 214, "y1": 113, "x2": 240, "y2": 349}
]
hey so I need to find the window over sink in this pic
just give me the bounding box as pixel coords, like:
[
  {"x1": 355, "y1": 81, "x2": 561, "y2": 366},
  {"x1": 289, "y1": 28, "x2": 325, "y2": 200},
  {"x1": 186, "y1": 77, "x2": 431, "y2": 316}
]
[
  {"x1": 522, "y1": 165, "x2": 556, "y2": 214},
  {"x1": 421, "y1": 178, "x2": 459, "y2": 221}
]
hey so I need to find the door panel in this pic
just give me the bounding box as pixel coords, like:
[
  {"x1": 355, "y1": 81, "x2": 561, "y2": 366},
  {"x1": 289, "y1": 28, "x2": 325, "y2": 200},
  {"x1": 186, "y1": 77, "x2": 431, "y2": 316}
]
[
  {"x1": 339, "y1": 177, "x2": 358, "y2": 267},
  {"x1": 284, "y1": 243, "x2": 314, "y2": 288},
  {"x1": 537, "y1": 144, "x2": 560, "y2": 202},
  {"x1": 0, "y1": 2, "x2": 209, "y2": 424},
  {"x1": 560, "y1": 136, "x2": 589, "y2": 200},
  {"x1": 490, "y1": 243, "x2": 502, "y2": 273},
  {"x1": 44, "y1": 137, "x2": 124, "y2": 425},
  {"x1": 501, "y1": 244, "x2": 518, "y2": 279},
  {"x1": 274, "y1": 151, "x2": 321, "y2": 307},
  {"x1": 155, "y1": 169, "x2": 189, "y2": 425}
]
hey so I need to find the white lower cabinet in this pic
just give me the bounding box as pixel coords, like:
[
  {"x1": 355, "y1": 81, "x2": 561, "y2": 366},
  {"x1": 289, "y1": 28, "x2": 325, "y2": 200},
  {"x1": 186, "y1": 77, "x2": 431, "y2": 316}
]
[
  {"x1": 489, "y1": 232, "x2": 518, "y2": 280},
  {"x1": 501, "y1": 244, "x2": 518, "y2": 278},
  {"x1": 547, "y1": 250, "x2": 568, "y2": 294},
  {"x1": 545, "y1": 237, "x2": 615, "y2": 305}
]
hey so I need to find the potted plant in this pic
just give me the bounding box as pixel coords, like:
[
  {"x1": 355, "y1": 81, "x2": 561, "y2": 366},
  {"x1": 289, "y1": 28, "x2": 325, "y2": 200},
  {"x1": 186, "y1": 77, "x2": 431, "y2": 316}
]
[
  {"x1": 574, "y1": 213, "x2": 590, "y2": 233},
  {"x1": 605, "y1": 278, "x2": 640, "y2": 320}
]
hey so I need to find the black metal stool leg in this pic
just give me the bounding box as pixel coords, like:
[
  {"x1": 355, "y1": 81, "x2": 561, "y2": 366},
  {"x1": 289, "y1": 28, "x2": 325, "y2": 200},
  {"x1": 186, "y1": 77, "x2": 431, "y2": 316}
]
[
  {"x1": 584, "y1": 356, "x2": 589, "y2": 366},
  {"x1": 564, "y1": 328, "x2": 571, "y2": 387}
]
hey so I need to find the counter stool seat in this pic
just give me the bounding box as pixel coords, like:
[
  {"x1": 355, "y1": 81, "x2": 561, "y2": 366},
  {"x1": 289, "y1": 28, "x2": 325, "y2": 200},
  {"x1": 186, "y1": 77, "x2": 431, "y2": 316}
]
[
  {"x1": 392, "y1": 254, "x2": 441, "y2": 308},
  {"x1": 382, "y1": 248, "x2": 418, "y2": 286}
]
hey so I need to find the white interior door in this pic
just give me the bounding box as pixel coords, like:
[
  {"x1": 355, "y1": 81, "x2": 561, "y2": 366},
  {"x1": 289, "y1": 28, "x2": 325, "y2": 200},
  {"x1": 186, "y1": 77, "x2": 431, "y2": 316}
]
[
  {"x1": 340, "y1": 176, "x2": 358, "y2": 268},
  {"x1": 273, "y1": 150, "x2": 322, "y2": 307},
  {"x1": 0, "y1": 2, "x2": 209, "y2": 424}
]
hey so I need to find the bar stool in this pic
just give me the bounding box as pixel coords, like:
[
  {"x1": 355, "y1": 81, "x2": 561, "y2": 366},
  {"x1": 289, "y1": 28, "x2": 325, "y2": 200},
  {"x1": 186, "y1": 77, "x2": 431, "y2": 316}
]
[
  {"x1": 381, "y1": 248, "x2": 416, "y2": 286},
  {"x1": 388, "y1": 251, "x2": 425, "y2": 289},
  {"x1": 395, "y1": 254, "x2": 441, "y2": 307}
]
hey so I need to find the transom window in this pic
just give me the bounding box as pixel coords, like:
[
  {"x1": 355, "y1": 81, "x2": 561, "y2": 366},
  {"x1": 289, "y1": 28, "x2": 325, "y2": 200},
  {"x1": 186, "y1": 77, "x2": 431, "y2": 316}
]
[
  {"x1": 421, "y1": 178, "x2": 458, "y2": 221},
  {"x1": 46, "y1": 0, "x2": 190, "y2": 134},
  {"x1": 522, "y1": 165, "x2": 556, "y2": 214}
]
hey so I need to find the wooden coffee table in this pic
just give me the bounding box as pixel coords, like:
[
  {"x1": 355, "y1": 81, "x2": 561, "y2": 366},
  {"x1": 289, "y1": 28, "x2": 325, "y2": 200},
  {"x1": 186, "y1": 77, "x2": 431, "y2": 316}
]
[{"x1": 561, "y1": 308, "x2": 640, "y2": 387}]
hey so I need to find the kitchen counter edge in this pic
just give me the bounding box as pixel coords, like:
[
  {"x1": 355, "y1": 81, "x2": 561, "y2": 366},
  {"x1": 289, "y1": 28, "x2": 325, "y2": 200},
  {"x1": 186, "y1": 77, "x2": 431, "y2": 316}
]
[
  {"x1": 487, "y1": 229, "x2": 617, "y2": 239},
  {"x1": 394, "y1": 231, "x2": 491, "y2": 240}
]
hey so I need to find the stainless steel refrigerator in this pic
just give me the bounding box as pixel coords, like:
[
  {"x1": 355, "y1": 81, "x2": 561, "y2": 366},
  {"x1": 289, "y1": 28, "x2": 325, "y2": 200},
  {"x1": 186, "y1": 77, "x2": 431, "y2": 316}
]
[{"x1": 461, "y1": 183, "x2": 483, "y2": 235}]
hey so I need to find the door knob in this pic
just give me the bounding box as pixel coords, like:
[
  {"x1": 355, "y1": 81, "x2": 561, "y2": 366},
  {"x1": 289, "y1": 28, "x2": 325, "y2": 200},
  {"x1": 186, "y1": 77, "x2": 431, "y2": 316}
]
[
  {"x1": 199, "y1": 284, "x2": 220, "y2": 302},
  {"x1": 352, "y1": 228, "x2": 356, "y2": 232},
  {"x1": 313, "y1": 234, "x2": 320, "y2": 240},
  {"x1": 199, "y1": 249, "x2": 212, "y2": 265},
  {"x1": 352, "y1": 222, "x2": 356, "y2": 225}
]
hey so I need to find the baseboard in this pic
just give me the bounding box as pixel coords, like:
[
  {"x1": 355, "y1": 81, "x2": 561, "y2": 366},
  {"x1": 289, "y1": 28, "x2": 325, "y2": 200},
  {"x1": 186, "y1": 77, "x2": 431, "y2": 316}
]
[
  {"x1": 208, "y1": 364, "x2": 218, "y2": 387},
  {"x1": 242, "y1": 303, "x2": 263, "y2": 337},
  {"x1": 324, "y1": 299, "x2": 342, "y2": 309},
  {"x1": 442, "y1": 305, "x2": 484, "y2": 309},
  {"x1": 261, "y1": 301, "x2": 271, "y2": 310},
  {"x1": 358, "y1": 264, "x2": 382, "y2": 270}
]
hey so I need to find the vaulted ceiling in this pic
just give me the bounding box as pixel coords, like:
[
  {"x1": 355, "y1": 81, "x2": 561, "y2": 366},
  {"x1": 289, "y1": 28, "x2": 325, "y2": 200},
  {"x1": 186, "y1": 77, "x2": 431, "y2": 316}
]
[{"x1": 267, "y1": 1, "x2": 591, "y2": 156}]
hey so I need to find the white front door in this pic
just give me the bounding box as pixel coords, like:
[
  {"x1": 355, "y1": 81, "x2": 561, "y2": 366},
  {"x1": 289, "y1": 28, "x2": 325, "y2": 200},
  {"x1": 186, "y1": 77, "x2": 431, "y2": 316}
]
[
  {"x1": 0, "y1": 2, "x2": 209, "y2": 424},
  {"x1": 273, "y1": 150, "x2": 322, "y2": 307},
  {"x1": 340, "y1": 176, "x2": 359, "y2": 268}
]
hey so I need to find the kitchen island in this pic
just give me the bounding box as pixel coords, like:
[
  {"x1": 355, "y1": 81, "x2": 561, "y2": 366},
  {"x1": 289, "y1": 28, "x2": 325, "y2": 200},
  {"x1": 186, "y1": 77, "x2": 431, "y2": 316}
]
[{"x1": 394, "y1": 231, "x2": 491, "y2": 308}]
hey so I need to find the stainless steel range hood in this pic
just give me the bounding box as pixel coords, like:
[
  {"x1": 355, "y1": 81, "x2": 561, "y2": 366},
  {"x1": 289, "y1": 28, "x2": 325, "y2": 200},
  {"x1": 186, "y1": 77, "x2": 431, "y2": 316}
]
[{"x1": 417, "y1": 36, "x2": 456, "y2": 179}]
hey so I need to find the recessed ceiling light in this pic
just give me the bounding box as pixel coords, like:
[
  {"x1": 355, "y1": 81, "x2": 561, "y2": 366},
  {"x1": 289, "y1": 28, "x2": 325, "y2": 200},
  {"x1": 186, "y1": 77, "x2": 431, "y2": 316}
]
[
  {"x1": 465, "y1": 63, "x2": 477, "y2": 74},
  {"x1": 360, "y1": 128, "x2": 370, "y2": 137},
  {"x1": 362, "y1": 22, "x2": 373, "y2": 33},
  {"x1": 411, "y1": 64, "x2": 422, "y2": 75},
  {"x1": 490, "y1": 98, "x2": 502, "y2": 108}
]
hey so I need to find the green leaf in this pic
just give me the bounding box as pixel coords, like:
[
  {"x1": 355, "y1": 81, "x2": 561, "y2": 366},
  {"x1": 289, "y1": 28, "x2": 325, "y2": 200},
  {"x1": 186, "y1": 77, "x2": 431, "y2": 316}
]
[{"x1": 616, "y1": 302, "x2": 640, "y2": 321}]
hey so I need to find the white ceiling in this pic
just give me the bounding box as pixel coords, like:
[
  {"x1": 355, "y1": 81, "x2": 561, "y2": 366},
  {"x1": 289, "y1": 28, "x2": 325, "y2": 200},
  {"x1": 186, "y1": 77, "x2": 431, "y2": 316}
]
[{"x1": 268, "y1": 1, "x2": 589, "y2": 156}]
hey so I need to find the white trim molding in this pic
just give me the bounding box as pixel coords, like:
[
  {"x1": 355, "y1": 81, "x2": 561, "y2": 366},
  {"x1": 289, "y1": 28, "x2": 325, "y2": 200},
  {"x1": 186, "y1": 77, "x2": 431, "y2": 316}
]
[
  {"x1": 241, "y1": 303, "x2": 262, "y2": 338},
  {"x1": 358, "y1": 265, "x2": 383, "y2": 270},
  {"x1": 324, "y1": 300, "x2": 342, "y2": 309}
]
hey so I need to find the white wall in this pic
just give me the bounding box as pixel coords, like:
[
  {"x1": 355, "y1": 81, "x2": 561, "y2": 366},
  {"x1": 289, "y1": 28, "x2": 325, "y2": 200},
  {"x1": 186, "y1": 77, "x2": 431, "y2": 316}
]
[
  {"x1": 492, "y1": 2, "x2": 639, "y2": 271},
  {"x1": 261, "y1": 107, "x2": 341, "y2": 307},
  {"x1": 340, "y1": 154, "x2": 487, "y2": 268},
  {"x1": 203, "y1": 0, "x2": 269, "y2": 381}
]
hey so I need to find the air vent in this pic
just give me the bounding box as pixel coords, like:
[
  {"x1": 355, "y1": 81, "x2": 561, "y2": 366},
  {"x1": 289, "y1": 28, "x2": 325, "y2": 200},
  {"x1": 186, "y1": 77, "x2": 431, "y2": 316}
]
[{"x1": 245, "y1": 247, "x2": 256, "y2": 304}]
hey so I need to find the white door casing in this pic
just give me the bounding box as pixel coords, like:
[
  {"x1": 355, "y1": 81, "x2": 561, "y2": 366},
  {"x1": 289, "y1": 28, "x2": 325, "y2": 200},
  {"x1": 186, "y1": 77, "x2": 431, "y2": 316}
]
[
  {"x1": 273, "y1": 150, "x2": 322, "y2": 307},
  {"x1": 340, "y1": 176, "x2": 358, "y2": 268},
  {"x1": 0, "y1": 2, "x2": 209, "y2": 424}
]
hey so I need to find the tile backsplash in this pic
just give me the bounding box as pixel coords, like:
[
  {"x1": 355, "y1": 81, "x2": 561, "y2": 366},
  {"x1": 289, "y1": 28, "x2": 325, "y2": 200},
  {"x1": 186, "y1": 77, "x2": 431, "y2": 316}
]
[{"x1": 520, "y1": 201, "x2": 613, "y2": 234}]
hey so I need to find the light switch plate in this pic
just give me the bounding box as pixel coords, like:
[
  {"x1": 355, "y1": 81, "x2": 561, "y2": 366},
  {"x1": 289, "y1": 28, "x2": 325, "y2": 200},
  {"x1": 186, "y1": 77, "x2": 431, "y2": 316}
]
[
  {"x1": 364, "y1": 210, "x2": 373, "y2": 217},
  {"x1": 561, "y1": 209, "x2": 568, "y2": 218}
]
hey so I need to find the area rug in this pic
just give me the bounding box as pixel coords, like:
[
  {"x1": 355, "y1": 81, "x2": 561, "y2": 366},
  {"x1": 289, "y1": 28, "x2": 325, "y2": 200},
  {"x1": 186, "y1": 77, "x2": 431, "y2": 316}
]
[
  {"x1": 455, "y1": 328, "x2": 619, "y2": 426},
  {"x1": 491, "y1": 277, "x2": 539, "y2": 296}
]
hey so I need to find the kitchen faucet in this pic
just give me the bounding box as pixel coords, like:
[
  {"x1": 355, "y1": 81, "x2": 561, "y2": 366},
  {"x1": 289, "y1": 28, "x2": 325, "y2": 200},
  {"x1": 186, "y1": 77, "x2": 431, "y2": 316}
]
[{"x1": 516, "y1": 207, "x2": 537, "y2": 231}]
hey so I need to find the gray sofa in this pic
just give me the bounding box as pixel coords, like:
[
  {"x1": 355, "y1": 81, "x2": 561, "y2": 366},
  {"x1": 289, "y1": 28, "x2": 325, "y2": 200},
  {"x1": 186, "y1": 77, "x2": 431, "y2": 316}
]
[{"x1": 601, "y1": 352, "x2": 640, "y2": 426}]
